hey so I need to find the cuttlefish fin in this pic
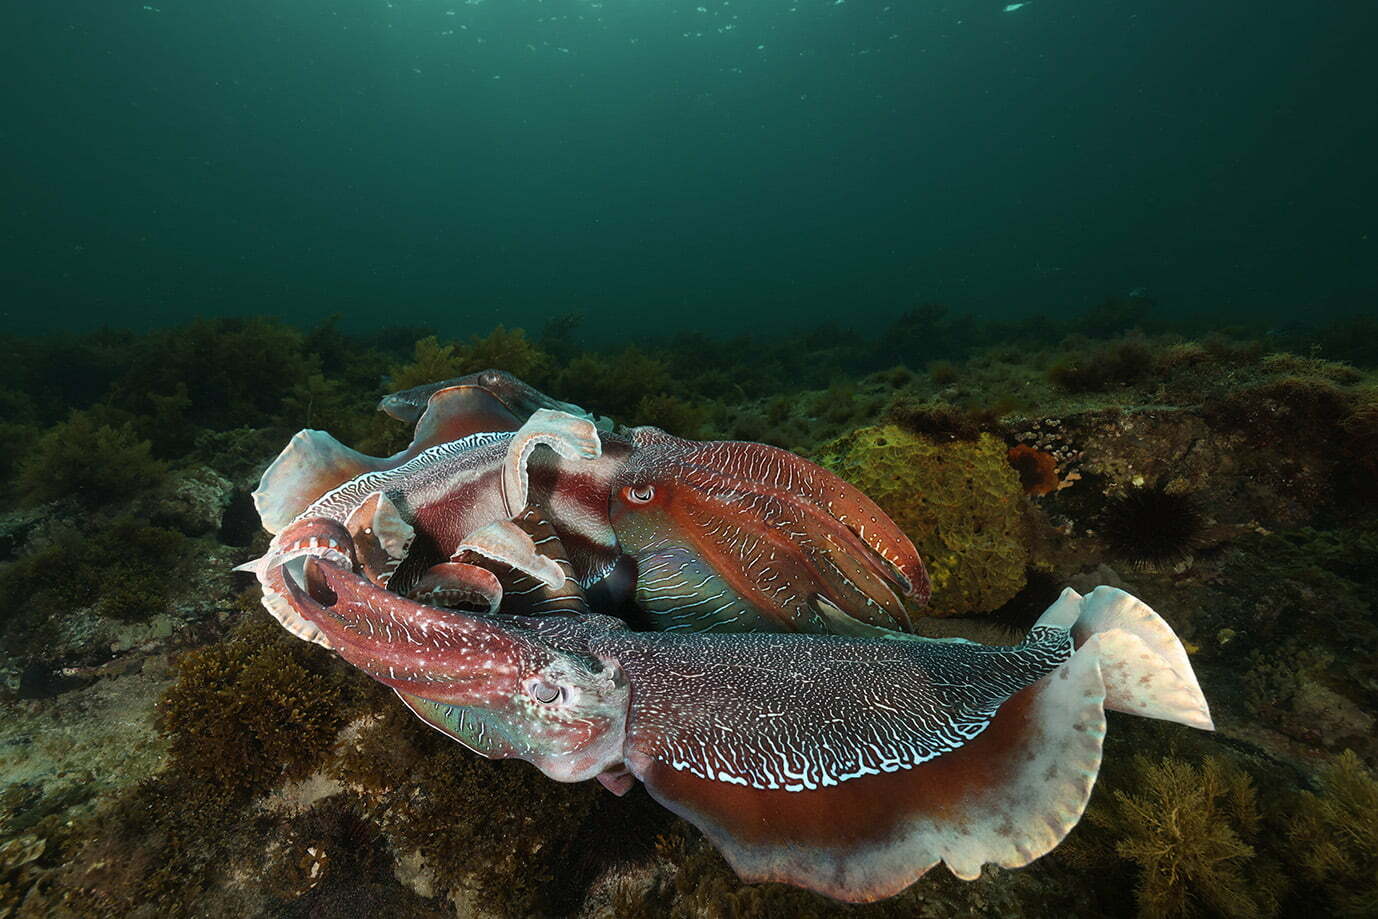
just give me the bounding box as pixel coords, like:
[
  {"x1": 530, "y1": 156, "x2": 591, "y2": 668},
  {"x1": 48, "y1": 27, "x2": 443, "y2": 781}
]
[
  {"x1": 253, "y1": 430, "x2": 390, "y2": 535},
  {"x1": 379, "y1": 369, "x2": 596, "y2": 427},
  {"x1": 1068, "y1": 587, "x2": 1213, "y2": 727},
  {"x1": 344, "y1": 491, "x2": 414, "y2": 587},
  {"x1": 254, "y1": 387, "x2": 523, "y2": 537},
  {"x1": 454, "y1": 519, "x2": 565, "y2": 591},
  {"x1": 501, "y1": 409, "x2": 602, "y2": 517},
  {"x1": 626, "y1": 587, "x2": 1211, "y2": 903},
  {"x1": 398, "y1": 385, "x2": 524, "y2": 460},
  {"x1": 481, "y1": 507, "x2": 590, "y2": 617},
  {"x1": 260, "y1": 561, "x2": 332, "y2": 648}
]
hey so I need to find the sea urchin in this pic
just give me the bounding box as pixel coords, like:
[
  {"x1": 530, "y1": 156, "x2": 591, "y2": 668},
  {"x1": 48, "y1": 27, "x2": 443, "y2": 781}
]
[{"x1": 1098, "y1": 484, "x2": 1206, "y2": 570}]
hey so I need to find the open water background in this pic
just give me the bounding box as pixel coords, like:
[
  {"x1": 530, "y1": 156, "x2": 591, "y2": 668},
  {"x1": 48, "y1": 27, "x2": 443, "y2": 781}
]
[{"x1": 3, "y1": 0, "x2": 1375, "y2": 338}]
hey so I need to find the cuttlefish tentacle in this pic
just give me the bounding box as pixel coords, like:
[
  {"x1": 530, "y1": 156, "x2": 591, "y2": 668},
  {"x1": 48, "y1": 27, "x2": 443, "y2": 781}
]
[
  {"x1": 454, "y1": 519, "x2": 565, "y2": 591},
  {"x1": 468, "y1": 507, "x2": 592, "y2": 618},
  {"x1": 290, "y1": 557, "x2": 1212, "y2": 903}
]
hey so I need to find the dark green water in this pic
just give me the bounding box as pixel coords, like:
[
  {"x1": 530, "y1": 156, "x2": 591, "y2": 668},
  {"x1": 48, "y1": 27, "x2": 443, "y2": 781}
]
[{"x1": 4, "y1": 0, "x2": 1375, "y2": 337}]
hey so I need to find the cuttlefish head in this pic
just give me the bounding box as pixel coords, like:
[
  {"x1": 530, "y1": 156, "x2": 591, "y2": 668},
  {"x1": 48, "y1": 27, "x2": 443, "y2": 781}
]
[
  {"x1": 608, "y1": 428, "x2": 929, "y2": 635},
  {"x1": 283, "y1": 555, "x2": 629, "y2": 783}
]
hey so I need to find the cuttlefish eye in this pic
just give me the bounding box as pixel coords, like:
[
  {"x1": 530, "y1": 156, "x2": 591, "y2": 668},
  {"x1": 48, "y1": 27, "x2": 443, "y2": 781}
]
[
  {"x1": 529, "y1": 680, "x2": 563, "y2": 704},
  {"x1": 624, "y1": 484, "x2": 655, "y2": 504}
]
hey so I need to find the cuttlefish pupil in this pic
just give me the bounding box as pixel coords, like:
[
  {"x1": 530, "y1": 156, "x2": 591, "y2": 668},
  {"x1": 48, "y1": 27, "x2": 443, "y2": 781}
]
[
  {"x1": 529, "y1": 679, "x2": 563, "y2": 704},
  {"x1": 625, "y1": 484, "x2": 655, "y2": 504}
]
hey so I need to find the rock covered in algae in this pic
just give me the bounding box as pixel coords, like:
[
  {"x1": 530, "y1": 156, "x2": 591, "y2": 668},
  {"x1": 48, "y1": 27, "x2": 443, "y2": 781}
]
[{"x1": 815, "y1": 424, "x2": 1027, "y2": 616}]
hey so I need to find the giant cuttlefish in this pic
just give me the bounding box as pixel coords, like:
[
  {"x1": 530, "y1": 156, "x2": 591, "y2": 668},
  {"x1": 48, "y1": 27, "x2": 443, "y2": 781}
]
[
  {"x1": 277, "y1": 525, "x2": 1211, "y2": 903},
  {"x1": 244, "y1": 370, "x2": 929, "y2": 647},
  {"x1": 243, "y1": 371, "x2": 1213, "y2": 902}
]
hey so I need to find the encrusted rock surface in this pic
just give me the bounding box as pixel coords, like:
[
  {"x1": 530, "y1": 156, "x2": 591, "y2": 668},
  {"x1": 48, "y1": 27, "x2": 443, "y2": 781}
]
[{"x1": 816, "y1": 425, "x2": 1028, "y2": 615}]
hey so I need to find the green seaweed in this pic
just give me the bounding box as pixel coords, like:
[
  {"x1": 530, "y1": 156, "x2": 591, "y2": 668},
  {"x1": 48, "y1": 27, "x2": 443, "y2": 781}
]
[
  {"x1": 387, "y1": 335, "x2": 467, "y2": 393},
  {"x1": 629, "y1": 393, "x2": 713, "y2": 439},
  {"x1": 386, "y1": 327, "x2": 553, "y2": 396},
  {"x1": 1047, "y1": 333, "x2": 1156, "y2": 393},
  {"x1": 105, "y1": 317, "x2": 322, "y2": 450},
  {"x1": 882, "y1": 397, "x2": 1005, "y2": 443},
  {"x1": 0, "y1": 516, "x2": 196, "y2": 664},
  {"x1": 457, "y1": 324, "x2": 552, "y2": 385},
  {"x1": 0, "y1": 402, "x2": 41, "y2": 488},
  {"x1": 815, "y1": 425, "x2": 1028, "y2": 615},
  {"x1": 1299, "y1": 314, "x2": 1378, "y2": 368},
  {"x1": 0, "y1": 835, "x2": 49, "y2": 918},
  {"x1": 1288, "y1": 751, "x2": 1378, "y2": 918},
  {"x1": 1341, "y1": 392, "x2": 1378, "y2": 490},
  {"x1": 157, "y1": 614, "x2": 367, "y2": 803},
  {"x1": 1216, "y1": 525, "x2": 1378, "y2": 731},
  {"x1": 331, "y1": 703, "x2": 601, "y2": 918},
  {"x1": 52, "y1": 773, "x2": 260, "y2": 916},
  {"x1": 1088, "y1": 755, "x2": 1287, "y2": 919},
  {"x1": 928, "y1": 359, "x2": 960, "y2": 385},
  {"x1": 1243, "y1": 643, "x2": 1335, "y2": 720},
  {"x1": 17, "y1": 410, "x2": 167, "y2": 506},
  {"x1": 264, "y1": 794, "x2": 446, "y2": 919},
  {"x1": 555, "y1": 346, "x2": 673, "y2": 418}
]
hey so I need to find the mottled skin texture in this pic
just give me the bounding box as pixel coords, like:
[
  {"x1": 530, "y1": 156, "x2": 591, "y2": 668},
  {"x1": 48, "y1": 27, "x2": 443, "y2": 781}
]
[
  {"x1": 280, "y1": 542, "x2": 1212, "y2": 903},
  {"x1": 249, "y1": 373, "x2": 930, "y2": 647}
]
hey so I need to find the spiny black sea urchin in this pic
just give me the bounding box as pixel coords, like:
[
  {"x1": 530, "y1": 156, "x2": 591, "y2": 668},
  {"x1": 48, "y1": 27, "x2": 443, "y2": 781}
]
[{"x1": 1098, "y1": 485, "x2": 1206, "y2": 570}]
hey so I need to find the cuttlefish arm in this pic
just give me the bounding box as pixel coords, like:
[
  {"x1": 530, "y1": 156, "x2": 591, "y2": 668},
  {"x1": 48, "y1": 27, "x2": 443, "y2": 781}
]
[
  {"x1": 449, "y1": 507, "x2": 593, "y2": 618},
  {"x1": 244, "y1": 515, "x2": 367, "y2": 648},
  {"x1": 289, "y1": 557, "x2": 1211, "y2": 903},
  {"x1": 609, "y1": 428, "x2": 931, "y2": 635}
]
